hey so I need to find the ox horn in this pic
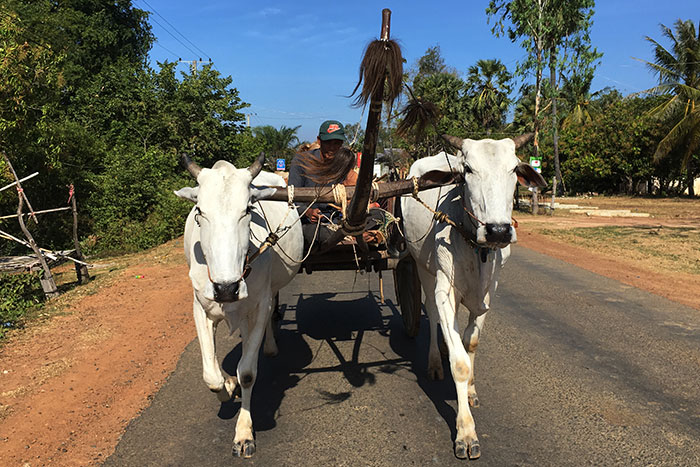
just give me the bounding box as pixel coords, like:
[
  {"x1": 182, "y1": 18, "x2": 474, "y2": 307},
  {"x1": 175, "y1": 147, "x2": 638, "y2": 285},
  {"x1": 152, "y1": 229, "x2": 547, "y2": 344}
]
[
  {"x1": 180, "y1": 153, "x2": 202, "y2": 178},
  {"x1": 511, "y1": 133, "x2": 534, "y2": 150},
  {"x1": 247, "y1": 152, "x2": 266, "y2": 178},
  {"x1": 441, "y1": 134, "x2": 463, "y2": 151}
]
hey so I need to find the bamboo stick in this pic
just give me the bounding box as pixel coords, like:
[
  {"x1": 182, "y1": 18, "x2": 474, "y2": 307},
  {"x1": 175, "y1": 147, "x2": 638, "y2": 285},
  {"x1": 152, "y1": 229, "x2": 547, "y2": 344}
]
[
  {"x1": 0, "y1": 172, "x2": 38, "y2": 193},
  {"x1": 0, "y1": 206, "x2": 71, "y2": 220}
]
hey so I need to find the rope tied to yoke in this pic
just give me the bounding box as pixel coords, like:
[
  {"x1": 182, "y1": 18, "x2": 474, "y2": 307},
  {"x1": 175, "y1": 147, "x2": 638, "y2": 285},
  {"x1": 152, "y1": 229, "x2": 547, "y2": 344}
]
[
  {"x1": 332, "y1": 183, "x2": 347, "y2": 218},
  {"x1": 409, "y1": 176, "x2": 479, "y2": 248}
]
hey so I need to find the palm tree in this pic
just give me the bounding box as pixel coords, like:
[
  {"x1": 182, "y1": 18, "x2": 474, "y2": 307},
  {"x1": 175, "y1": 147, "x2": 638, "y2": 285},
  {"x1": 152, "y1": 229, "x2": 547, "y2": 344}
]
[
  {"x1": 252, "y1": 125, "x2": 301, "y2": 158},
  {"x1": 643, "y1": 19, "x2": 700, "y2": 195},
  {"x1": 560, "y1": 72, "x2": 600, "y2": 129},
  {"x1": 465, "y1": 59, "x2": 513, "y2": 135}
]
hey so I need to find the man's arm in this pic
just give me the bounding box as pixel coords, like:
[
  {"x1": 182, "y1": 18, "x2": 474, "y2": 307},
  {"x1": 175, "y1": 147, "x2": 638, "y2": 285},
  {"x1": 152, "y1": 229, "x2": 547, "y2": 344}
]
[
  {"x1": 287, "y1": 156, "x2": 319, "y2": 221},
  {"x1": 287, "y1": 156, "x2": 305, "y2": 188}
]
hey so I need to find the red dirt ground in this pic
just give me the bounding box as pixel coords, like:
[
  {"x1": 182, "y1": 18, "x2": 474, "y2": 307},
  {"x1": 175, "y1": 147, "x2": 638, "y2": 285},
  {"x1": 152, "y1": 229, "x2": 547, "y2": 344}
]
[{"x1": 0, "y1": 225, "x2": 698, "y2": 466}]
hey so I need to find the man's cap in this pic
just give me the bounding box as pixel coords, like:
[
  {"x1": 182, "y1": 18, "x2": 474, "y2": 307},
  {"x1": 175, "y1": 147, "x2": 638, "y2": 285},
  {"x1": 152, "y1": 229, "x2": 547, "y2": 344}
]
[{"x1": 318, "y1": 120, "x2": 346, "y2": 141}]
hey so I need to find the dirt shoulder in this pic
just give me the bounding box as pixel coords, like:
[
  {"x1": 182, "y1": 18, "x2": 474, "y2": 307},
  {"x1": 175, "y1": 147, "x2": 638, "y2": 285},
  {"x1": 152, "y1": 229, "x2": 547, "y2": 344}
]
[
  {"x1": 0, "y1": 250, "x2": 194, "y2": 466},
  {"x1": 0, "y1": 207, "x2": 698, "y2": 465}
]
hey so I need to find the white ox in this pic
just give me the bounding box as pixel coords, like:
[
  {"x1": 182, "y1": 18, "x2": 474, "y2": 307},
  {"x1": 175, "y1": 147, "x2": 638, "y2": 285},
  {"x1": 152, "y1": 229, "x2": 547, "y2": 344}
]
[
  {"x1": 400, "y1": 135, "x2": 545, "y2": 460},
  {"x1": 175, "y1": 154, "x2": 303, "y2": 458}
]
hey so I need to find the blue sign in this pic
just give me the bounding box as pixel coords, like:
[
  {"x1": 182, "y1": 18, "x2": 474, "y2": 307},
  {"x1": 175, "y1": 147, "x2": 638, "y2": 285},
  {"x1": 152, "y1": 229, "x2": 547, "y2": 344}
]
[{"x1": 276, "y1": 158, "x2": 286, "y2": 171}]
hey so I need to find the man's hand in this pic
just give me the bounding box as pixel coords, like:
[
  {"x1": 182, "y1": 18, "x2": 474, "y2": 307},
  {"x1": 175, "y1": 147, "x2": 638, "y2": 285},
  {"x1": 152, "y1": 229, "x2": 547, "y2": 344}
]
[{"x1": 305, "y1": 208, "x2": 321, "y2": 223}]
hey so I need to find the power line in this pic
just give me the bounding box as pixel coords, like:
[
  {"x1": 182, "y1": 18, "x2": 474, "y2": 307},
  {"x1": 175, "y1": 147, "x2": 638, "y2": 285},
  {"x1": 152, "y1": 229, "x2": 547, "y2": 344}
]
[
  {"x1": 145, "y1": 12, "x2": 200, "y2": 58},
  {"x1": 152, "y1": 41, "x2": 180, "y2": 60},
  {"x1": 136, "y1": 0, "x2": 222, "y2": 74},
  {"x1": 139, "y1": 0, "x2": 211, "y2": 60}
]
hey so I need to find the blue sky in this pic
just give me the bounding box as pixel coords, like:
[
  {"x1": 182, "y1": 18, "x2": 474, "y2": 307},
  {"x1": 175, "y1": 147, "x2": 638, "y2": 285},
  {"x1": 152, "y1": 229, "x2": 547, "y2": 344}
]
[{"x1": 136, "y1": 0, "x2": 698, "y2": 142}]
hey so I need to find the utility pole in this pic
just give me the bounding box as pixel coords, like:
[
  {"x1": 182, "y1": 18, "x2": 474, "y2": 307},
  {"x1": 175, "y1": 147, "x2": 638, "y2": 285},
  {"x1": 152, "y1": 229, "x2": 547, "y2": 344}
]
[{"x1": 178, "y1": 57, "x2": 211, "y2": 75}]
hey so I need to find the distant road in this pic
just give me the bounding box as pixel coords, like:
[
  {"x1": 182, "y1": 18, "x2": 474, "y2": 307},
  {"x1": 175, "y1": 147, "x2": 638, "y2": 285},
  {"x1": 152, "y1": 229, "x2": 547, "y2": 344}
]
[{"x1": 105, "y1": 246, "x2": 700, "y2": 466}]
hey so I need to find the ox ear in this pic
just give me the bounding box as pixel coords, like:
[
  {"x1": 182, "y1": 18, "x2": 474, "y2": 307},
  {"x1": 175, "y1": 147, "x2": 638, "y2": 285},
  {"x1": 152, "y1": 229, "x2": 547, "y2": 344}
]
[
  {"x1": 516, "y1": 163, "x2": 547, "y2": 188},
  {"x1": 420, "y1": 170, "x2": 463, "y2": 185},
  {"x1": 249, "y1": 187, "x2": 277, "y2": 204},
  {"x1": 174, "y1": 186, "x2": 199, "y2": 203}
]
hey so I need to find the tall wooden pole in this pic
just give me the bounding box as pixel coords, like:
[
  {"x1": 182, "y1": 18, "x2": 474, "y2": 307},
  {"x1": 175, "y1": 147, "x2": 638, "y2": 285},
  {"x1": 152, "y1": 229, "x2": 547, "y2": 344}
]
[
  {"x1": 17, "y1": 196, "x2": 58, "y2": 298},
  {"x1": 317, "y1": 9, "x2": 394, "y2": 253},
  {"x1": 70, "y1": 184, "x2": 90, "y2": 283},
  {"x1": 344, "y1": 8, "x2": 392, "y2": 231}
]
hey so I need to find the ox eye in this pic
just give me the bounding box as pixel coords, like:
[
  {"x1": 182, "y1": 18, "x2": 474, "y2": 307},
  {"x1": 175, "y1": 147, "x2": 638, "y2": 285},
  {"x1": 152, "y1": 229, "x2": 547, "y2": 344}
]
[
  {"x1": 194, "y1": 206, "x2": 204, "y2": 226},
  {"x1": 464, "y1": 165, "x2": 473, "y2": 174}
]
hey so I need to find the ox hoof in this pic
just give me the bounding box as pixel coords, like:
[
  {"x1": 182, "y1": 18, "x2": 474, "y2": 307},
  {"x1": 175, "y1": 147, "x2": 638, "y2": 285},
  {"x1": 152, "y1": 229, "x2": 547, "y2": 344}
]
[
  {"x1": 233, "y1": 439, "x2": 256, "y2": 458},
  {"x1": 455, "y1": 439, "x2": 481, "y2": 460},
  {"x1": 468, "y1": 393, "x2": 480, "y2": 408},
  {"x1": 263, "y1": 347, "x2": 278, "y2": 358},
  {"x1": 427, "y1": 364, "x2": 444, "y2": 381},
  {"x1": 215, "y1": 376, "x2": 239, "y2": 402}
]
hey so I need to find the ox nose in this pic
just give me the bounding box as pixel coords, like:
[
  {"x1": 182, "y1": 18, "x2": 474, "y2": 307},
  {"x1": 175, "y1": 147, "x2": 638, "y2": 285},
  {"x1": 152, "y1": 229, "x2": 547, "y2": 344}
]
[
  {"x1": 484, "y1": 223, "x2": 512, "y2": 244},
  {"x1": 212, "y1": 281, "x2": 240, "y2": 302}
]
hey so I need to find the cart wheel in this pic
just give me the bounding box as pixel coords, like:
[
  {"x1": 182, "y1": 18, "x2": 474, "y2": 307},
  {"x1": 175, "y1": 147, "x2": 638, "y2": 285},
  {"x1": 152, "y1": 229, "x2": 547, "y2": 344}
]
[{"x1": 393, "y1": 255, "x2": 421, "y2": 338}]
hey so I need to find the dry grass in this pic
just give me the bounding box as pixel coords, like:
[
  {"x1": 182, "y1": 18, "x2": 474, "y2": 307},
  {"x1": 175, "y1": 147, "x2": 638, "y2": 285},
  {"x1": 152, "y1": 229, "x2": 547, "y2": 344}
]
[
  {"x1": 555, "y1": 195, "x2": 700, "y2": 219},
  {"x1": 536, "y1": 225, "x2": 700, "y2": 275},
  {"x1": 519, "y1": 195, "x2": 700, "y2": 277}
]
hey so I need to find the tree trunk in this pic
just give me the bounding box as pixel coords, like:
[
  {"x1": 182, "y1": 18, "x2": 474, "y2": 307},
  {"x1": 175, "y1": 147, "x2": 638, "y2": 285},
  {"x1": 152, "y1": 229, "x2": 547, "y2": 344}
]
[
  {"x1": 533, "y1": 46, "x2": 543, "y2": 160},
  {"x1": 687, "y1": 171, "x2": 695, "y2": 197},
  {"x1": 549, "y1": 47, "x2": 564, "y2": 195}
]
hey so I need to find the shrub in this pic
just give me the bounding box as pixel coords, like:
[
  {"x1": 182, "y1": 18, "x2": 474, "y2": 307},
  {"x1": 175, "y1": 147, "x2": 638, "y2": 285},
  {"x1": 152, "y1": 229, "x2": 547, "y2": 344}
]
[{"x1": 0, "y1": 271, "x2": 44, "y2": 338}]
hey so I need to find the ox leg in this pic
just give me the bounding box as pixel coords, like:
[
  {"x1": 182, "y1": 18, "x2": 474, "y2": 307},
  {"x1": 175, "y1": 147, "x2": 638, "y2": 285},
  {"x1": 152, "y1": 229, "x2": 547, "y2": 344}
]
[
  {"x1": 435, "y1": 271, "x2": 480, "y2": 460},
  {"x1": 263, "y1": 302, "x2": 279, "y2": 358},
  {"x1": 232, "y1": 296, "x2": 272, "y2": 458},
  {"x1": 193, "y1": 297, "x2": 238, "y2": 402},
  {"x1": 416, "y1": 268, "x2": 443, "y2": 381},
  {"x1": 462, "y1": 312, "x2": 487, "y2": 408}
]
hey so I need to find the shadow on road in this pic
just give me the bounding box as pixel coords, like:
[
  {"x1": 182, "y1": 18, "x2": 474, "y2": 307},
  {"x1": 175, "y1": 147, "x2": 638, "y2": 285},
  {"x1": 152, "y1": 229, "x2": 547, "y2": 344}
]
[{"x1": 216, "y1": 290, "x2": 459, "y2": 439}]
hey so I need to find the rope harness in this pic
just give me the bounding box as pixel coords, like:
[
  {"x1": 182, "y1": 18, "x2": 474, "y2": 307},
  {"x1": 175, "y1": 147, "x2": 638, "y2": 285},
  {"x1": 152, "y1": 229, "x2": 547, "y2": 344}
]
[{"x1": 406, "y1": 176, "x2": 518, "y2": 264}]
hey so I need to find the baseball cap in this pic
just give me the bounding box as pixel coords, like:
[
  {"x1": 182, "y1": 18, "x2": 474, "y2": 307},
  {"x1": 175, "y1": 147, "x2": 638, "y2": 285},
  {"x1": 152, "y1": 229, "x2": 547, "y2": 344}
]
[{"x1": 318, "y1": 120, "x2": 346, "y2": 141}]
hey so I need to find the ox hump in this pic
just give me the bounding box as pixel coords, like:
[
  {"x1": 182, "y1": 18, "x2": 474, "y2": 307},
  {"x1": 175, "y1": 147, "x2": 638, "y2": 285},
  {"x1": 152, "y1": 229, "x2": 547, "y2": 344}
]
[{"x1": 408, "y1": 152, "x2": 460, "y2": 178}]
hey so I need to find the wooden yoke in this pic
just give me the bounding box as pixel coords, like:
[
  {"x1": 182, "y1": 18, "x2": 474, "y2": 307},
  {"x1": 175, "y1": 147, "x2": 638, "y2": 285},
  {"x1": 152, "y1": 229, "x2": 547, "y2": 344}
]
[{"x1": 266, "y1": 171, "x2": 462, "y2": 203}]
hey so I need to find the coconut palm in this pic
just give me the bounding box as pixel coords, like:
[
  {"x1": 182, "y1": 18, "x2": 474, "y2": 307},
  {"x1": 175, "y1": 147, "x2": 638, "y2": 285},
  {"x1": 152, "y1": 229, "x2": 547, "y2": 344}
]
[
  {"x1": 465, "y1": 59, "x2": 513, "y2": 135},
  {"x1": 643, "y1": 19, "x2": 700, "y2": 181},
  {"x1": 252, "y1": 124, "x2": 301, "y2": 158}
]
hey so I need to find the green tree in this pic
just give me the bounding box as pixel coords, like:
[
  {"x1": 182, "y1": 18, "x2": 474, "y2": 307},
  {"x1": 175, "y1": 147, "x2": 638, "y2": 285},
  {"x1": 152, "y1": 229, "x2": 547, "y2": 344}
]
[
  {"x1": 344, "y1": 122, "x2": 365, "y2": 151},
  {"x1": 487, "y1": 0, "x2": 601, "y2": 193},
  {"x1": 642, "y1": 19, "x2": 700, "y2": 196},
  {"x1": 0, "y1": 1, "x2": 252, "y2": 255},
  {"x1": 556, "y1": 94, "x2": 668, "y2": 194},
  {"x1": 252, "y1": 125, "x2": 301, "y2": 160},
  {"x1": 414, "y1": 45, "x2": 454, "y2": 81},
  {"x1": 465, "y1": 59, "x2": 513, "y2": 134},
  {"x1": 487, "y1": 0, "x2": 549, "y2": 157}
]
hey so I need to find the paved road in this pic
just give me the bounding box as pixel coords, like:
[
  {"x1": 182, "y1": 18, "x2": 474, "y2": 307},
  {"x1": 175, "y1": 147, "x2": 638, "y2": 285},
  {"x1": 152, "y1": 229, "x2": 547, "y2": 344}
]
[{"x1": 105, "y1": 246, "x2": 700, "y2": 466}]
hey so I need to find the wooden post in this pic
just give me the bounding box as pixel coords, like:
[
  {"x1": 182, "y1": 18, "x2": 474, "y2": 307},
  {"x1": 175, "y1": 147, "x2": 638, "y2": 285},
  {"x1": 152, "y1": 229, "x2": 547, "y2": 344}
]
[
  {"x1": 550, "y1": 176, "x2": 557, "y2": 212},
  {"x1": 17, "y1": 196, "x2": 58, "y2": 298},
  {"x1": 531, "y1": 187, "x2": 539, "y2": 215},
  {"x1": 316, "y1": 8, "x2": 395, "y2": 252},
  {"x1": 69, "y1": 185, "x2": 90, "y2": 283}
]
